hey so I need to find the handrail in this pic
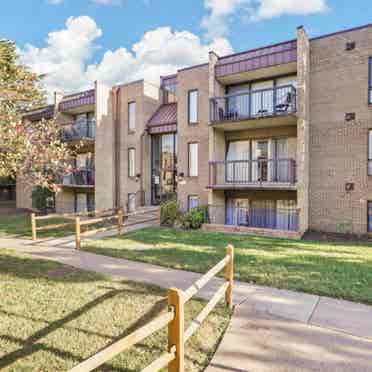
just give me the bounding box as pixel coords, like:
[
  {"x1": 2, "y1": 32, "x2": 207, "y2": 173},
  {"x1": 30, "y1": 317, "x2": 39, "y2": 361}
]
[{"x1": 69, "y1": 310, "x2": 175, "y2": 372}]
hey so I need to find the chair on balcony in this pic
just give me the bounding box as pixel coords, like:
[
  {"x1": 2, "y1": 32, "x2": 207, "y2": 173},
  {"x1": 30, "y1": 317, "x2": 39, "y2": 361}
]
[{"x1": 275, "y1": 92, "x2": 293, "y2": 113}]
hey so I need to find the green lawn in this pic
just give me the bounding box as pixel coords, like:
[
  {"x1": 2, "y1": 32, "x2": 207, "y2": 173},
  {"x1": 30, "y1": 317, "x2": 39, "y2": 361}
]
[
  {"x1": 83, "y1": 227, "x2": 372, "y2": 305},
  {"x1": 0, "y1": 249, "x2": 229, "y2": 371}
]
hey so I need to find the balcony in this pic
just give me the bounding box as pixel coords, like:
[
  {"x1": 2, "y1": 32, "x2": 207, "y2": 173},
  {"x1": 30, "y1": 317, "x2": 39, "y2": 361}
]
[
  {"x1": 210, "y1": 85, "x2": 296, "y2": 129},
  {"x1": 59, "y1": 89, "x2": 95, "y2": 113},
  {"x1": 207, "y1": 204, "x2": 299, "y2": 232},
  {"x1": 208, "y1": 159, "x2": 296, "y2": 190},
  {"x1": 61, "y1": 121, "x2": 95, "y2": 144},
  {"x1": 62, "y1": 168, "x2": 95, "y2": 188},
  {"x1": 215, "y1": 40, "x2": 297, "y2": 84}
]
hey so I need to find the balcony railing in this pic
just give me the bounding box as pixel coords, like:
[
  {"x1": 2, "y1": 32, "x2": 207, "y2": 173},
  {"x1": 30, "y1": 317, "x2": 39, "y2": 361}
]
[
  {"x1": 61, "y1": 121, "x2": 95, "y2": 141},
  {"x1": 62, "y1": 168, "x2": 95, "y2": 187},
  {"x1": 209, "y1": 159, "x2": 296, "y2": 187},
  {"x1": 207, "y1": 204, "x2": 299, "y2": 232},
  {"x1": 210, "y1": 85, "x2": 296, "y2": 123}
]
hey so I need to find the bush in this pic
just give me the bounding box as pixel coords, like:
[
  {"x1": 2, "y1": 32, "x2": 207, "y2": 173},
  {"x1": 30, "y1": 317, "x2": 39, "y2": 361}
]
[
  {"x1": 181, "y1": 206, "x2": 207, "y2": 230},
  {"x1": 160, "y1": 200, "x2": 181, "y2": 227}
]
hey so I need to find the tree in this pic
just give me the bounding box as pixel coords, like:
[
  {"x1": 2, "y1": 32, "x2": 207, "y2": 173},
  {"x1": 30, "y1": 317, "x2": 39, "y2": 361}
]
[{"x1": 0, "y1": 40, "x2": 73, "y2": 192}]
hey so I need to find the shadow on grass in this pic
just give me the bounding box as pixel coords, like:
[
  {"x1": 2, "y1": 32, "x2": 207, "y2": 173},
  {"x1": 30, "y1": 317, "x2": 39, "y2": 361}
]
[
  {"x1": 0, "y1": 279, "x2": 169, "y2": 372},
  {"x1": 0, "y1": 251, "x2": 106, "y2": 283}
]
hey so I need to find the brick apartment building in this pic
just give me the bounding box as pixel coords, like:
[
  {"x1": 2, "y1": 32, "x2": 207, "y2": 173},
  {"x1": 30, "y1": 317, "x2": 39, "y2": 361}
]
[{"x1": 18, "y1": 23, "x2": 372, "y2": 237}]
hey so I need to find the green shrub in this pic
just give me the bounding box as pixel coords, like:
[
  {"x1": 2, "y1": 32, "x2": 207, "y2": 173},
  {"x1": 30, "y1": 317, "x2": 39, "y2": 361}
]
[
  {"x1": 160, "y1": 200, "x2": 181, "y2": 227},
  {"x1": 181, "y1": 206, "x2": 207, "y2": 230}
]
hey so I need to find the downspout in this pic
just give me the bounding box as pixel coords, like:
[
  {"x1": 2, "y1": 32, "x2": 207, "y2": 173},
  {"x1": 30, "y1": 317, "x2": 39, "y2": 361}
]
[
  {"x1": 113, "y1": 87, "x2": 121, "y2": 209},
  {"x1": 140, "y1": 129, "x2": 147, "y2": 206}
]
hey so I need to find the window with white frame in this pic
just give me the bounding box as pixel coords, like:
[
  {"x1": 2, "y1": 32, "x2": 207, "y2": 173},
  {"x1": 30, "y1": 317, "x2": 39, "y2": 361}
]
[
  {"x1": 188, "y1": 195, "x2": 199, "y2": 210},
  {"x1": 188, "y1": 143, "x2": 198, "y2": 177},
  {"x1": 188, "y1": 90, "x2": 198, "y2": 124},
  {"x1": 128, "y1": 102, "x2": 136, "y2": 131},
  {"x1": 128, "y1": 148, "x2": 135, "y2": 177},
  {"x1": 128, "y1": 193, "x2": 136, "y2": 212}
]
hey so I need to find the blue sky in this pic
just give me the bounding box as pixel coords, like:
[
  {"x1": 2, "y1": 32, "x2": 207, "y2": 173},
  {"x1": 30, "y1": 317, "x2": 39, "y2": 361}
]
[{"x1": 1, "y1": 0, "x2": 371, "y2": 95}]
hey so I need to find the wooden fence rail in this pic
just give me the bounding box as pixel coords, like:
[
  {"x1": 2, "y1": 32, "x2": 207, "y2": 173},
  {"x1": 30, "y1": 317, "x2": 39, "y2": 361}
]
[
  {"x1": 68, "y1": 245, "x2": 234, "y2": 372},
  {"x1": 30, "y1": 208, "x2": 118, "y2": 241}
]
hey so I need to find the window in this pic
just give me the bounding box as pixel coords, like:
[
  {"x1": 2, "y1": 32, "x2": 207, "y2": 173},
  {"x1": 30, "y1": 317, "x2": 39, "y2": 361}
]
[
  {"x1": 128, "y1": 193, "x2": 136, "y2": 212},
  {"x1": 188, "y1": 90, "x2": 198, "y2": 124},
  {"x1": 369, "y1": 57, "x2": 372, "y2": 104},
  {"x1": 188, "y1": 143, "x2": 198, "y2": 177},
  {"x1": 128, "y1": 148, "x2": 135, "y2": 177},
  {"x1": 368, "y1": 201, "x2": 372, "y2": 232},
  {"x1": 128, "y1": 102, "x2": 136, "y2": 131},
  {"x1": 369, "y1": 130, "x2": 372, "y2": 175},
  {"x1": 188, "y1": 195, "x2": 199, "y2": 210}
]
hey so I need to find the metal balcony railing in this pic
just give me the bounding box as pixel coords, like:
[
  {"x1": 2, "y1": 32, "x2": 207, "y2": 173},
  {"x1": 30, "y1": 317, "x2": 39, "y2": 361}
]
[
  {"x1": 62, "y1": 168, "x2": 95, "y2": 187},
  {"x1": 210, "y1": 85, "x2": 296, "y2": 123},
  {"x1": 206, "y1": 204, "x2": 299, "y2": 232},
  {"x1": 61, "y1": 121, "x2": 95, "y2": 141},
  {"x1": 209, "y1": 159, "x2": 296, "y2": 187}
]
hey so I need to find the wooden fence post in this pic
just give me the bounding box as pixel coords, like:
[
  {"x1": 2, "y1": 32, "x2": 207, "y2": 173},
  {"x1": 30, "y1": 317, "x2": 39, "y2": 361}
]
[
  {"x1": 168, "y1": 288, "x2": 185, "y2": 372},
  {"x1": 118, "y1": 208, "x2": 123, "y2": 235},
  {"x1": 31, "y1": 213, "x2": 37, "y2": 241},
  {"x1": 225, "y1": 244, "x2": 234, "y2": 310},
  {"x1": 75, "y1": 217, "x2": 81, "y2": 250}
]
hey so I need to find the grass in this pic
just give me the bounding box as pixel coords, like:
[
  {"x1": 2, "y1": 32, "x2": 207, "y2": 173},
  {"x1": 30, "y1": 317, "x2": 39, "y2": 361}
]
[
  {"x1": 83, "y1": 227, "x2": 372, "y2": 305},
  {"x1": 0, "y1": 249, "x2": 229, "y2": 371}
]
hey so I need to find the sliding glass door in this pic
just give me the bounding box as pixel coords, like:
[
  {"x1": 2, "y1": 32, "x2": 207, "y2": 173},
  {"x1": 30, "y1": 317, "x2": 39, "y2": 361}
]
[{"x1": 151, "y1": 133, "x2": 177, "y2": 205}]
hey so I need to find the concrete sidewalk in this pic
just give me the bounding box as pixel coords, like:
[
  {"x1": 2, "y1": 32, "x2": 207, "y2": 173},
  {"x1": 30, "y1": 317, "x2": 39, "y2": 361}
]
[{"x1": 1, "y1": 237, "x2": 372, "y2": 371}]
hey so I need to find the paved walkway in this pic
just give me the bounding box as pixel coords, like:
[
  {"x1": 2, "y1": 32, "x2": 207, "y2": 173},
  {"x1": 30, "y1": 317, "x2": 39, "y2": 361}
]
[{"x1": 1, "y1": 236, "x2": 372, "y2": 371}]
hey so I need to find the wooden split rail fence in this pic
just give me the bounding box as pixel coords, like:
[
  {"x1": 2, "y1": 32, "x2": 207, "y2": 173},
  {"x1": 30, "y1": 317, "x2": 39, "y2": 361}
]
[
  {"x1": 69, "y1": 245, "x2": 234, "y2": 372},
  {"x1": 31, "y1": 207, "x2": 161, "y2": 249}
]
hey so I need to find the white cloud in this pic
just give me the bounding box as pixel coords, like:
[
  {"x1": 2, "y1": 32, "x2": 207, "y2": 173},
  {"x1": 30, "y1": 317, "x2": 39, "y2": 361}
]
[
  {"x1": 253, "y1": 0, "x2": 329, "y2": 20},
  {"x1": 47, "y1": 0, "x2": 64, "y2": 4},
  {"x1": 202, "y1": 0, "x2": 250, "y2": 39},
  {"x1": 19, "y1": 16, "x2": 233, "y2": 99},
  {"x1": 202, "y1": 0, "x2": 329, "y2": 37}
]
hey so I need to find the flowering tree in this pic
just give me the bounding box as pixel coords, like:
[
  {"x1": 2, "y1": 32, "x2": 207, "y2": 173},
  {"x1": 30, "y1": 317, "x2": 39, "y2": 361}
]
[{"x1": 0, "y1": 40, "x2": 73, "y2": 192}]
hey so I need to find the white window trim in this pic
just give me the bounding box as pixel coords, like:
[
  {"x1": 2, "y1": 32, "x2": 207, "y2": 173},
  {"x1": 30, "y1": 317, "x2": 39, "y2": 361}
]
[
  {"x1": 128, "y1": 148, "x2": 136, "y2": 177},
  {"x1": 128, "y1": 102, "x2": 136, "y2": 131},
  {"x1": 188, "y1": 143, "x2": 198, "y2": 177}
]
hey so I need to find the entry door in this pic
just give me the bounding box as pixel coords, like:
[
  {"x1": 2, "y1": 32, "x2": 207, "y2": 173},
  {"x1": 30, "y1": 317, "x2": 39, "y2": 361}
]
[
  {"x1": 226, "y1": 198, "x2": 249, "y2": 226},
  {"x1": 252, "y1": 140, "x2": 269, "y2": 182},
  {"x1": 226, "y1": 141, "x2": 250, "y2": 183},
  {"x1": 276, "y1": 139, "x2": 289, "y2": 182},
  {"x1": 76, "y1": 193, "x2": 87, "y2": 213}
]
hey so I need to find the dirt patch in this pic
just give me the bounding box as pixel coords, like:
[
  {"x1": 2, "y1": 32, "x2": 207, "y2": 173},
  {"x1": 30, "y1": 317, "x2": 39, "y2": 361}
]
[
  {"x1": 47, "y1": 266, "x2": 81, "y2": 277},
  {"x1": 303, "y1": 230, "x2": 372, "y2": 243}
]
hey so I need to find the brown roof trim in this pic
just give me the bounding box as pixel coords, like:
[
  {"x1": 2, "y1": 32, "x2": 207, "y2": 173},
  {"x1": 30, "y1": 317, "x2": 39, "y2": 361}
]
[
  {"x1": 218, "y1": 39, "x2": 297, "y2": 62},
  {"x1": 310, "y1": 23, "x2": 372, "y2": 41},
  {"x1": 177, "y1": 63, "x2": 208, "y2": 72}
]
